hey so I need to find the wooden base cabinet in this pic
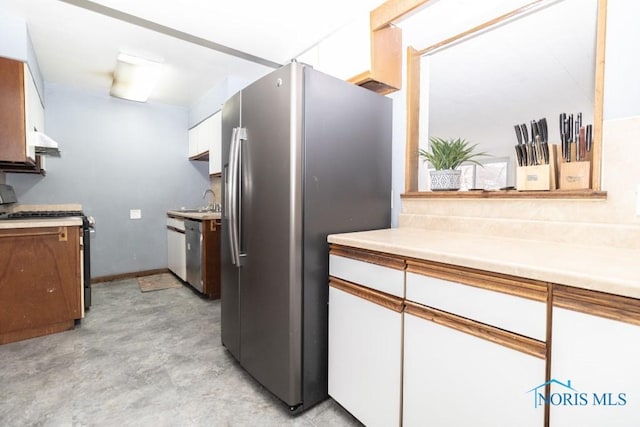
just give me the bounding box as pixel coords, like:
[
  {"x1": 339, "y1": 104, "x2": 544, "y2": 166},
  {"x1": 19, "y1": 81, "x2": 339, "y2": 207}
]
[
  {"x1": 403, "y1": 303, "x2": 546, "y2": 427},
  {"x1": 202, "y1": 219, "x2": 221, "y2": 299},
  {"x1": 0, "y1": 226, "x2": 82, "y2": 344},
  {"x1": 550, "y1": 286, "x2": 640, "y2": 426},
  {"x1": 328, "y1": 281, "x2": 403, "y2": 427}
]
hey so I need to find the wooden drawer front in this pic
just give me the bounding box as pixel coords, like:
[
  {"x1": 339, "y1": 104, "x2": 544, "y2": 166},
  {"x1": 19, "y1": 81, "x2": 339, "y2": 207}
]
[
  {"x1": 329, "y1": 254, "x2": 404, "y2": 298},
  {"x1": 406, "y1": 271, "x2": 547, "y2": 341},
  {"x1": 166, "y1": 216, "x2": 185, "y2": 231}
]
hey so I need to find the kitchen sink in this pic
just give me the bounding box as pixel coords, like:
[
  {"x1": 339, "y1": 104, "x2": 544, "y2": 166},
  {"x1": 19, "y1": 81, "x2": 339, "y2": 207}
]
[{"x1": 176, "y1": 206, "x2": 221, "y2": 213}]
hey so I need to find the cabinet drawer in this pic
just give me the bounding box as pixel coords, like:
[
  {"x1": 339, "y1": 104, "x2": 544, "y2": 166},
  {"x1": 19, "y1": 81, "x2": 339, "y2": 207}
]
[
  {"x1": 329, "y1": 284, "x2": 402, "y2": 427},
  {"x1": 406, "y1": 268, "x2": 547, "y2": 341},
  {"x1": 166, "y1": 216, "x2": 185, "y2": 231},
  {"x1": 329, "y1": 254, "x2": 404, "y2": 298}
]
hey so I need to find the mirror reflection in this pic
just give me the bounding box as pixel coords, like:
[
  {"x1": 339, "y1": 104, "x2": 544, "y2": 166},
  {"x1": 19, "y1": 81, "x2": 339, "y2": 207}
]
[{"x1": 418, "y1": 0, "x2": 597, "y2": 189}]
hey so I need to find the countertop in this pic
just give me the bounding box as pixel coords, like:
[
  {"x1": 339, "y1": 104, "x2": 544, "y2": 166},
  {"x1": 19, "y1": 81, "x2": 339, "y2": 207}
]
[
  {"x1": 167, "y1": 210, "x2": 222, "y2": 221},
  {"x1": 0, "y1": 217, "x2": 83, "y2": 229},
  {"x1": 328, "y1": 227, "x2": 640, "y2": 300}
]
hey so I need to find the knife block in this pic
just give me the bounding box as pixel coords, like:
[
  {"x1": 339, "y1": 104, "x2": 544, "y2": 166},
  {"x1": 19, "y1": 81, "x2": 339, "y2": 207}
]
[
  {"x1": 516, "y1": 144, "x2": 558, "y2": 191},
  {"x1": 559, "y1": 161, "x2": 591, "y2": 190},
  {"x1": 517, "y1": 165, "x2": 552, "y2": 191}
]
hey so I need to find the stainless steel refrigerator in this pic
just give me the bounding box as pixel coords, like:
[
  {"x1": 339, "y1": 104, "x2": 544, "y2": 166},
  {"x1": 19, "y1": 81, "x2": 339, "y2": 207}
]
[{"x1": 221, "y1": 62, "x2": 391, "y2": 413}]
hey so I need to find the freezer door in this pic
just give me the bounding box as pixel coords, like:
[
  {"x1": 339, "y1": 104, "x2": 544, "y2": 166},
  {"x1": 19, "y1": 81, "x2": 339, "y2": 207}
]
[
  {"x1": 238, "y1": 63, "x2": 303, "y2": 407},
  {"x1": 221, "y1": 91, "x2": 241, "y2": 360},
  {"x1": 301, "y1": 66, "x2": 392, "y2": 408}
]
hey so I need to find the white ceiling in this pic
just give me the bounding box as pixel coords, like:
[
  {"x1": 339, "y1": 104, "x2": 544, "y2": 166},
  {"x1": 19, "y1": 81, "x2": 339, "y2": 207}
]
[{"x1": 0, "y1": 0, "x2": 383, "y2": 107}]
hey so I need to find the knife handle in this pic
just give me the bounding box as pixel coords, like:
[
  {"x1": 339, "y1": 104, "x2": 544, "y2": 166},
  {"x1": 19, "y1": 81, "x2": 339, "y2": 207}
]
[
  {"x1": 515, "y1": 145, "x2": 523, "y2": 166},
  {"x1": 520, "y1": 124, "x2": 529, "y2": 143},
  {"x1": 568, "y1": 114, "x2": 574, "y2": 142},
  {"x1": 530, "y1": 120, "x2": 537, "y2": 141},
  {"x1": 539, "y1": 118, "x2": 548, "y2": 143},
  {"x1": 579, "y1": 126, "x2": 586, "y2": 160},
  {"x1": 586, "y1": 124, "x2": 593, "y2": 152},
  {"x1": 514, "y1": 125, "x2": 522, "y2": 144}
]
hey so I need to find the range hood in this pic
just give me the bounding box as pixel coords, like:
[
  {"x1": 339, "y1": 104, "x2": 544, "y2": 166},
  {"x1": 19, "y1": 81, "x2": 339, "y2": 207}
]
[
  {"x1": 29, "y1": 131, "x2": 61, "y2": 157},
  {"x1": 0, "y1": 184, "x2": 18, "y2": 205}
]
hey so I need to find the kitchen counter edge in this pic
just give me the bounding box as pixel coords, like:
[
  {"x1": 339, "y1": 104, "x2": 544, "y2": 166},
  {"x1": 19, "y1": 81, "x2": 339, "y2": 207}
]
[
  {"x1": 0, "y1": 217, "x2": 84, "y2": 229},
  {"x1": 328, "y1": 227, "x2": 640, "y2": 300},
  {"x1": 167, "y1": 210, "x2": 222, "y2": 221}
]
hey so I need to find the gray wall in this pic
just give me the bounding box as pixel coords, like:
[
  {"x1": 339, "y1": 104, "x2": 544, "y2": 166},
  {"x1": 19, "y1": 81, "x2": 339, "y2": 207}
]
[{"x1": 7, "y1": 84, "x2": 210, "y2": 278}]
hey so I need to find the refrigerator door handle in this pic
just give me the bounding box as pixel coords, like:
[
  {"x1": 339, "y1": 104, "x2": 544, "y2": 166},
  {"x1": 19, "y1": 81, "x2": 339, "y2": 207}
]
[
  {"x1": 225, "y1": 127, "x2": 237, "y2": 223},
  {"x1": 228, "y1": 127, "x2": 240, "y2": 266},
  {"x1": 236, "y1": 127, "x2": 247, "y2": 265},
  {"x1": 228, "y1": 127, "x2": 247, "y2": 267}
]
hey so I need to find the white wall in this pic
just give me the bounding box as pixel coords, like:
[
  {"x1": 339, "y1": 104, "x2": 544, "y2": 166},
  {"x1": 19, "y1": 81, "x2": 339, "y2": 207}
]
[
  {"x1": 7, "y1": 84, "x2": 210, "y2": 278},
  {"x1": 0, "y1": 11, "x2": 44, "y2": 103},
  {"x1": 188, "y1": 75, "x2": 257, "y2": 128},
  {"x1": 395, "y1": 0, "x2": 640, "y2": 250},
  {"x1": 602, "y1": 0, "x2": 640, "y2": 120}
]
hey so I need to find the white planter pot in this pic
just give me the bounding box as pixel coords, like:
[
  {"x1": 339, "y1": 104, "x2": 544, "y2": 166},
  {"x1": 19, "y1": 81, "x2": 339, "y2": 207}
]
[{"x1": 430, "y1": 169, "x2": 461, "y2": 191}]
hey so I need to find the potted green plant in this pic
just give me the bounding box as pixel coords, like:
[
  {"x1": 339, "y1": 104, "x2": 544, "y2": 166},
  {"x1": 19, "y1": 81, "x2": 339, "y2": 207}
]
[{"x1": 419, "y1": 137, "x2": 488, "y2": 191}]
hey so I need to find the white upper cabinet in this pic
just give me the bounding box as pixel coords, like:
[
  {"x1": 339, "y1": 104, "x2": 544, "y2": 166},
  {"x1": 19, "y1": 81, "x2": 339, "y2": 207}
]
[
  {"x1": 295, "y1": 12, "x2": 401, "y2": 95},
  {"x1": 188, "y1": 111, "x2": 222, "y2": 176},
  {"x1": 208, "y1": 111, "x2": 222, "y2": 176},
  {"x1": 188, "y1": 120, "x2": 206, "y2": 159},
  {"x1": 24, "y1": 63, "x2": 44, "y2": 161}
]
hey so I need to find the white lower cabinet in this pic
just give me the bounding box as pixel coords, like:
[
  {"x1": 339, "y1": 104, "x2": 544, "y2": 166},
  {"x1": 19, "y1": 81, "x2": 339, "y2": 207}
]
[
  {"x1": 550, "y1": 287, "x2": 640, "y2": 426},
  {"x1": 328, "y1": 243, "x2": 640, "y2": 426},
  {"x1": 167, "y1": 217, "x2": 186, "y2": 281},
  {"x1": 328, "y1": 283, "x2": 403, "y2": 427},
  {"x1": 403, "y1": 305, "x2": 546, "y2": 427}
]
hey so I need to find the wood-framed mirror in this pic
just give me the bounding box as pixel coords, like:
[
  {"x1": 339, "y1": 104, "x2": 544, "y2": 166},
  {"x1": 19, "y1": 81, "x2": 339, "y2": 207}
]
[{"x1": 401, "y1": 0, "x2": 607, "y2": 199}]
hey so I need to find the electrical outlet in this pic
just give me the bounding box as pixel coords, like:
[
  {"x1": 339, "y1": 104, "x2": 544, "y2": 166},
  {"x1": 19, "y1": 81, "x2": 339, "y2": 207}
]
[{"x1": 130, "y1": 209, "x2": 142, "y2": 220}]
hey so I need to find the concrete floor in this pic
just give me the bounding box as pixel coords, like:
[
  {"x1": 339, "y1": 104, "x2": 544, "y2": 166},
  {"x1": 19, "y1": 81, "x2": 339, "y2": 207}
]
[{"x1": 0, "y1": 277, "x2": 361, "y2": 426}]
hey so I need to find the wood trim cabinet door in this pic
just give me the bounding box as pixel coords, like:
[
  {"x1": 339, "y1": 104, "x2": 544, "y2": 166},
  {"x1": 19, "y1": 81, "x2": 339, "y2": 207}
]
[
  {"x1": 550, "y1": 286, "x2": 640, "y2": 425},
  {"x1": 406, "y1": 260, "x2": 548, "y2": 341},
  {"x1": 0, "y1": 58, "x2": 45, "y2": 173},
  {"x1": 0, "y1": 226, "x2": 82, "y2": 344},
  {"x1": 202, "y1": 219, "x2": 221, "y2": 299},
  {"x1": 329, "y1": 245, "x2": 405, "y2": 297},
  {"x1": 403, "y1": 302, "x2": 546, "y2": 427},
  {"x1": 0, "y1": 57, "x2": 28, "y2": 163},
  {"x1": 328, "y1": 280, "x2": 403, "y2": 427},
  {"x1": 348, "y1": 24, "x2": 402, "y2": 95}
]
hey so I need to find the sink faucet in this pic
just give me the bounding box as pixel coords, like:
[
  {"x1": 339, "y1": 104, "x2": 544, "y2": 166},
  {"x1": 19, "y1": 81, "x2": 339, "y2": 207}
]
[{"x1": 202, "y1": 189, "x2": 220, "y2": 211}]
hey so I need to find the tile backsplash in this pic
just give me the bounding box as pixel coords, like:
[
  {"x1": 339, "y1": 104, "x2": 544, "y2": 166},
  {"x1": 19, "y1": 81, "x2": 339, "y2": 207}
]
[
  {"x1": 399, "y1": 116, "x2": 640, "y2": 250},
  {"x1": 210, "y1": 175, "x2": 221, "y2": 204}
]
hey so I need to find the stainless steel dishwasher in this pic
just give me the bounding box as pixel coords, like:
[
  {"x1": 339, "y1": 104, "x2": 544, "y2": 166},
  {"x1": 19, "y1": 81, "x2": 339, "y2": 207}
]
[{"x1": 185, "y1": 219, "x2": 204, "y2": 293}]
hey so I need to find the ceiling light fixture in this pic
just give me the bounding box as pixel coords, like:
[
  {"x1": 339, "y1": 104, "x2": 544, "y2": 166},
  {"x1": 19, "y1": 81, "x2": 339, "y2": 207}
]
[{"x1": 110, "y1": 53, "x2": 163, "y2": 102}]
